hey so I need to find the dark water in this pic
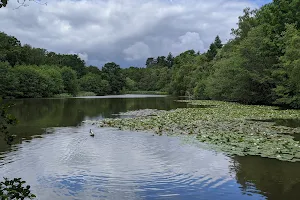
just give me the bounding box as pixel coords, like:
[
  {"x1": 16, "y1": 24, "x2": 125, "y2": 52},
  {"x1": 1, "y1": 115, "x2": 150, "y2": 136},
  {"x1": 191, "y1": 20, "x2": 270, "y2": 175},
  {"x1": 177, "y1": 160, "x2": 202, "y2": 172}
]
[{"x1": 0, "y1": 95, "x2": 300, "y2": 200}]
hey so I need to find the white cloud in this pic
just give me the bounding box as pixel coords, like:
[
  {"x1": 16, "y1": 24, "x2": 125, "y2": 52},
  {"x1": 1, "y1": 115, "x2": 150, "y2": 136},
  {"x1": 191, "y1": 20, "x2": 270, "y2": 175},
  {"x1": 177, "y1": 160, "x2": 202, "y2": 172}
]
[
  {"x1": 171, "y1": 32, "x2": 204, "y2": 55},
  {"x1": 69, "y1": 51, "x2": 89, "y2": 62},
  {"x1": 0, "y1": 0, "x2": 261, "y2": 67},
  {"x1": 123, "y1": 42, "x2": 151, "y2": 61}
]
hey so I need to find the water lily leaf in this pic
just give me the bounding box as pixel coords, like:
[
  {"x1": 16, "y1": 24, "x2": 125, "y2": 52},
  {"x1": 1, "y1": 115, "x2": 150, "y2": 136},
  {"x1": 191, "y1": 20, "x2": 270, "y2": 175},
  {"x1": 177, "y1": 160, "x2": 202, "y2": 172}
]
[{"x1": 83, "y1": 100, "x2": 300, "y2": 162}]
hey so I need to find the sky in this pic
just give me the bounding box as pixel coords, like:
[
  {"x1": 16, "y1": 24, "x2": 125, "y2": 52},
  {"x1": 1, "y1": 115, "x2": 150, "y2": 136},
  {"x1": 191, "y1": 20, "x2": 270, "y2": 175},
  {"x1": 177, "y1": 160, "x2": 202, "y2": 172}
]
[{"x1": 0, "y1": 0, "x2": 272, "y2": 68}]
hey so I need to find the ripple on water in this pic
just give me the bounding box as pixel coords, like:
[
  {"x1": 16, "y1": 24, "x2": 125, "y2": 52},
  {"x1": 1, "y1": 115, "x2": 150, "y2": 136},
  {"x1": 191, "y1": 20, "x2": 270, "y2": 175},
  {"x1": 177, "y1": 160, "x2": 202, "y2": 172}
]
[{"x1": 0, "y1": 125, "x2": 265, "y2": 200}]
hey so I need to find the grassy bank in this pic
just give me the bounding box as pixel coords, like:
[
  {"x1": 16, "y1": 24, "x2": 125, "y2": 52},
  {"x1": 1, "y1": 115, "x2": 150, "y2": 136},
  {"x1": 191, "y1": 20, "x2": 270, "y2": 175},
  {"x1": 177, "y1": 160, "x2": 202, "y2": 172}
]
[
  {"x1": 53, "y1": 91, "x2": 97, "y2": 98},
  {"x1": 85, "y1": 100, "x2": 300, "y2": 162},
  {"x1": 125, "y1": 91, "x2": 168, "y2": 95}
]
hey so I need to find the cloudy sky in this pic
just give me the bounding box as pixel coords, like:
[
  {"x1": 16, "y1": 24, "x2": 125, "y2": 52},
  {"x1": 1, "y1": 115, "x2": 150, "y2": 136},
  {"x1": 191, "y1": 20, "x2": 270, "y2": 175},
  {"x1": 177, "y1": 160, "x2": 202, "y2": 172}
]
[{"x1": 0, "y1": 0, "x2": 271, "y2": 67}]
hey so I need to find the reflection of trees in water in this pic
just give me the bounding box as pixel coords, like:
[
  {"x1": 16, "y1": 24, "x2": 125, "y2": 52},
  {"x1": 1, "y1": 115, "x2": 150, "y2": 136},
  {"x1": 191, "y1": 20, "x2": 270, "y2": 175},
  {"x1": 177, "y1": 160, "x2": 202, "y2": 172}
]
[
  {"x1": 1, "y1": 97, "x2": 184, "y2": 153},
  {"x1": 230, "y1": 155, "x2": 300, "y2": 200}
]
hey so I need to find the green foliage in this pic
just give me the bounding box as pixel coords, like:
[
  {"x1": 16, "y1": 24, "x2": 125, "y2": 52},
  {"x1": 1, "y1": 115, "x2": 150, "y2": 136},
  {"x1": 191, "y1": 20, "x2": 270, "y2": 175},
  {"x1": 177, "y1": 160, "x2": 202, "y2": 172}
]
[
  {"x1": 61, "y1": 67, "x2": 79, "y2": 96},
  {"x1": 206, "y1": 56, "x2": 252, "y2": 103},
  {"x1": 206, "y1": 36, "x2": 223, "y2": 61},
  {"x1": 0, "y1": 32, "x2": 21, "y2": 66},
  {"x1": 231, "y1": 7, "x2": 258, "y2": 40},
  {"x1": 0, "y1": 0, "x2": 8, "y2": 8},
  {"x1": 0, "y1": 62, "x2": 18, "y2": 98},
  {"x1": 0, "y1": 98, "x2": 17, "y2": 145},
  {"x1": 53, "y1": 93, "x2": 73, "y2": 98},
  {"x1": 0, "y1": 178, "x2": 36, "y2": 200},
  {"x1": 102, "y1": 62, "x2": 125, "y2": 94},
  {"x1": 125, "y1": 77, "x2": 137, "y2": 91},
  {"x1": 13, "y1": 65, "x2": 49, "y2": 98},
  {"x1": 77, "y1": 91, "x2": 96, "y2": 96},
  {"x1": 273, "y1": 24, "x2": 300, "y2": 108},
  {"x1": 79, "y1": 73, "x2": 110, "y2": 95}
]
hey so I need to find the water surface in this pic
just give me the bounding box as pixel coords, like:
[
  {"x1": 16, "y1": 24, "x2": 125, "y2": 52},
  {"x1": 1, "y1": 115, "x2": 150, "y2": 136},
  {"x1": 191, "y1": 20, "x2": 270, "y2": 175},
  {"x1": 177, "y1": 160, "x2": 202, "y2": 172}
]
[{"x1": 0, "y1": 95, "x2": 300, "y2": 199}]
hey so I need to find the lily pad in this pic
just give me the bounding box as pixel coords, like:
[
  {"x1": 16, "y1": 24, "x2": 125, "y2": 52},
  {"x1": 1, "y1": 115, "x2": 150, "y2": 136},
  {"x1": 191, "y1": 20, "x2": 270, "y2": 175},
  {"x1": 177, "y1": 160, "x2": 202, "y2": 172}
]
[{"x1": 83, "y1": 100, "x2": 300, "y2": 162}]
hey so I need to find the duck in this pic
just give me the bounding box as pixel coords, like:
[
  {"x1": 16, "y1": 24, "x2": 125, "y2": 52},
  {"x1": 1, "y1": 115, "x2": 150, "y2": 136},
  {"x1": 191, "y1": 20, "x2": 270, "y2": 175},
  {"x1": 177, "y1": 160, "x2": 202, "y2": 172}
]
[{"x1": 89, "y1": 129, "x2": 95, "y2": 137}]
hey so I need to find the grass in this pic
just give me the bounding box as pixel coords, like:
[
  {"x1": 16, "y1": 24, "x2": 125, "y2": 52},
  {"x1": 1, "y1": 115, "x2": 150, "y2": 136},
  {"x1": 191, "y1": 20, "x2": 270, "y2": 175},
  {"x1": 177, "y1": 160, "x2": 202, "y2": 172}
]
[
  {"x1": 125, "y1": 91, "x2": 168, "y2": 95},
  {"x1": 77, "y1": 91, "x2": 97, "y2": 96},
  {"x1": 53, "y1": 91, "x2": 96, "y2": 98},
  {"x1": 53, "y1": 93, "x2": 73, "y2": 98},
  {"x1": 85, "y1": 100, "x2": 300, "y2": 162}
]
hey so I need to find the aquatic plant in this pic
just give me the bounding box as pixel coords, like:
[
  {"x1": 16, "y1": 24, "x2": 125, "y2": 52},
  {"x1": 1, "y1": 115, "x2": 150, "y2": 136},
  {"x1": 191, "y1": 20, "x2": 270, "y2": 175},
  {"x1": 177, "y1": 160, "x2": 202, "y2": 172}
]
[{"x1": 85, "y1": 100, "x2": 300, "y2": 162}]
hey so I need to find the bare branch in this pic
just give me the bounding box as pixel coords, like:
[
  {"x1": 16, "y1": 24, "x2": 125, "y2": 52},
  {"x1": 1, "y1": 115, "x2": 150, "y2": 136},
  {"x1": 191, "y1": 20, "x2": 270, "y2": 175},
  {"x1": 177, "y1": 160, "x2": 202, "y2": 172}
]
[{"x1": 13, "y1": 0, "x2": 47, "y2": 10}]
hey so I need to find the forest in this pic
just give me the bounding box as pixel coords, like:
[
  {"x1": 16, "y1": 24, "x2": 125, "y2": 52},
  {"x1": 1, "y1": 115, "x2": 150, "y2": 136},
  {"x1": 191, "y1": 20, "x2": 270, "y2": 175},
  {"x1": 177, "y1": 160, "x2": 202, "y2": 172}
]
[{"x1": 1, "y1": 0, "x2": 300, "y2": 108}]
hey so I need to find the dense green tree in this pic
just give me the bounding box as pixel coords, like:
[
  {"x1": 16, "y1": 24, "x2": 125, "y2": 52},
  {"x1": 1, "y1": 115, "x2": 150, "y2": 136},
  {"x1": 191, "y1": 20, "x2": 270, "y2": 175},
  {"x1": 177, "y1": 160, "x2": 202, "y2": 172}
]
[
  {"x1": 13, "y1": 65, "x2": 50, "y2": 98},
  {"x1": 166, "y1": 52, "x2": 174, "y2": 68},
  {"x1": 273, "y1": 24, "x2": 300, "y2": 108},
  {"x1": 61, "y1": 67, "x2": 79, "y2": 96},
  {"x1": 124, "y1": 77, "x2": 137, "y2": 91},
  {"x1": 206, "y1": 55, "x2": 253, "y2": 103},
  {"x1": 214, "y1": 35, "x2": 223, "y2": 49},
  {"x1": 170, "y1": 50, "x2": 200, "y2": 95},
  {"x1": 0, "y1": 62, "x2": 18, "y2": 98},
  {"x1": 231, "y1": 7, "x2": 258, "y2": 40},
  {"x1": 102, "y1": 62, "x2": 125, "y2": 94},
  {"x1": 145, "y1": 57, "x2": 155, "y2": 68},
  {"x1": 0, "y1": 32, "x2": 22, "y2": 66},
  {"x1": 57, "y1": 54, "x2": 86, "y2": 77},
  {"x1": 79, "y1": 73, "x2": 110, "y2": 95},
  {"x1": 86, "y1": 65, "x2": 102, "y2": 75},
  {"x1": 206, "y1": 43, "x2": 218, "y2": 61},
  {"x1": 20, "y1": 45, "x2": 47, "y2": 66},
  {"x1": 206, "y1": 36, "x2": 223, "y2": 61},
  {"x1": 37, "y1": 66, "x2": 64, "y2": 96}
]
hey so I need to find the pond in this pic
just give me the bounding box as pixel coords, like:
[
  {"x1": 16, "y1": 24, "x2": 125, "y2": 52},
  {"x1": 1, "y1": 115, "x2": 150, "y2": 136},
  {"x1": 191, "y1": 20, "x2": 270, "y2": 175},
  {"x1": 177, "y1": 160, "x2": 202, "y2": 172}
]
[{"x1": 0, "y1": 95, "x2": 300, "y2": 199}]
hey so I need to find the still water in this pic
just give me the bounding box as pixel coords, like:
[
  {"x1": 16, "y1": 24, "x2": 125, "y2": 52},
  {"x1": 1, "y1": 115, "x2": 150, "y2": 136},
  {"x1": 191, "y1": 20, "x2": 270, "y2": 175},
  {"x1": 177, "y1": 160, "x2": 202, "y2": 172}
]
[{"x1": 0, "y1": 95, "x2": 300, "y2": 200}]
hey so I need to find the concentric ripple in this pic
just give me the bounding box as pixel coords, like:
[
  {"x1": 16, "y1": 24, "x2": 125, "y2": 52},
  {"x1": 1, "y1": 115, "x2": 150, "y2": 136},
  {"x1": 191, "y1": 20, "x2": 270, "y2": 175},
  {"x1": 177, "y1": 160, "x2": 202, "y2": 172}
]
[{"x1": 0, "y1": 125, "x2": 265, "y2": 200}]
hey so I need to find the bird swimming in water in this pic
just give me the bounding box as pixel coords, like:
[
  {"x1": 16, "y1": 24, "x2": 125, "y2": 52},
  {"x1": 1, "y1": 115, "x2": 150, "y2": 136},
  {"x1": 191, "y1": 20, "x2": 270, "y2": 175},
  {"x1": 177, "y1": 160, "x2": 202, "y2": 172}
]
[{"x1": 89, "y1": 129, "x2": 95, "y2": 137}]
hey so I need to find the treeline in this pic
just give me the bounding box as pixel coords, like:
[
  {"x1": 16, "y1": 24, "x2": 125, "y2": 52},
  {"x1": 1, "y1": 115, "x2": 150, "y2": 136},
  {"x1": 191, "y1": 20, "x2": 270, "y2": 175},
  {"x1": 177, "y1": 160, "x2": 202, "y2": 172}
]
[
  {"x1": 1, "y1": 0, "x2": 300, "y2": 108},
  {"x1": 0, "y1": 33, "x2": 125, "y2": 98},
  {"x1": 124, "y1": 0, "x2": 300, "y2": 108}
]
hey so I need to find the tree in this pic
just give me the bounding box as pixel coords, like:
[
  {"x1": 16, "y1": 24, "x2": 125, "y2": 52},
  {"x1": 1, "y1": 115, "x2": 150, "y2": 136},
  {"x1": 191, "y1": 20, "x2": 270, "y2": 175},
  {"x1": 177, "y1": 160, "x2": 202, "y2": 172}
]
[
  {"x1": 124, "y1": 77, "x2": 137, "y2": 91},
  {"x1": 0, "y1": 32, "x2": 22, "y2": 66},
  {"x1": 86, "y1": 65, "x2": 102, "y2": 75},
  {"x1": 79, "y1": 73, "x2": 110, "y2": 95},
  {"x1": 0, "y1": 98, "x2": 17, "y2": 145},
  {"x1": 205, "y1": 55, "x2": 253, "y2": 103},
  {"x1": 214, "y1": 35, "x2": 223, "y2": 49},
  {"x1": 156, "y1": 56, "x2": 167, "y2": 67},
  {"x1": 166, "y1": 52, "x2": 174, "y2": 68},
  {"x1": 13, "y1": 65, "x2": 49, "y2": 98},
  {"x1": 61, "y1": 67, "x2": 79, "y2": 96},
  {"x1": 0, "y1": 0, "x2": 8, "y2": 8},
  {"x1": 273, "y1": 24, "x2": 300, "y2": 108},
  {"x1": 231, "y1": 7, "x2": 258, "y2": 40},
  {"x1": 0, "y1": 62, "x2": 18, "y2": 98},
  {"x1": 57, "y1": 54, "x2": 86, "y2": 78},
  {"x1": 0, "y1": 178, "x2": 36, "y2": 199},
  {"x1": 236, "y1": 24, "x2": 278, "y2": 104},
  {"x1": 206, "y1": 36, "x2": 223, "y2": 61},
  {"x1": 206, "y1": 43, "x2": 218, "y2": 61},
  {"x1": 20, "y1": 45, "x2": 47, "y2": 66},
  {"x1": 145, "y1": 57, "x2": 155, "y2": 68},
  {"x1": 102, "y1": 62, "x2": 125, "y2": 94}
]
